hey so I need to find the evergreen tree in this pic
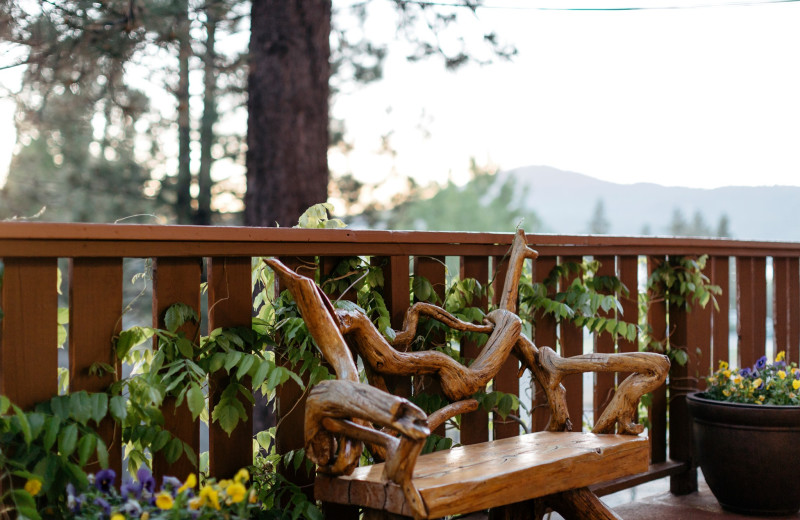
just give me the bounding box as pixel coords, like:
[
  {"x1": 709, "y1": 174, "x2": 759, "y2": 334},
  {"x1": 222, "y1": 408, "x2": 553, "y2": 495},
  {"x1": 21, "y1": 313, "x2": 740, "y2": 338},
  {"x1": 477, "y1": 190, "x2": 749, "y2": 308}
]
[{"x1": 588, "y1": 199, "x2": 610, "y2": 234}]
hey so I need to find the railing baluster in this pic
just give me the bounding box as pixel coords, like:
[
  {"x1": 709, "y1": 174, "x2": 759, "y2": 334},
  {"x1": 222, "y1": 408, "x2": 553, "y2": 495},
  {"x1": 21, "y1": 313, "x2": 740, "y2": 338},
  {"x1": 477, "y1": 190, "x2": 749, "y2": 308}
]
[
  {"x1": 594, "y1": 255, "x2": 616, "y2": 427},
  {"x1": 460, "y1": 255, "x2": 490, "y2": 444},
  {"x1": 490, "y1": 253, "x2": 521, "y2": 440},
  {"x1": 559, "y1": 255, "x2": 584, "y2": 430},
  {"x1": 773, "y1": 256, "x2": 800, "y2": 362},
  {"x1": 377, "y1": 255, "x2": 412, "y2": 397},
  {"x1": 413, "y1": 255, "x2": 447, "y2": 436},
  {"x1": 152, "y1": 257, "x2": 202, "y2": 480},
  {"x1": 531, "y1": 256, "x2": 557, "y2": 432},
  {"x1": 711, "y1": 257, "x2": 730, "y2": 368},
  {"x1": 0, "y1": 258, "x2": 58, "y2": 410},
  {"x1": 647, "y1": 256, "x2": 668, "y2": 465},
  {"x1": 737, "y1": 257, "x2": 767, "y2": 368},
  {"x1": 68, "y1": 258, "x2": 123, "y2": 474},
  {"x1": 208, "y1": 256, "x2": 254, "y2": 478}
]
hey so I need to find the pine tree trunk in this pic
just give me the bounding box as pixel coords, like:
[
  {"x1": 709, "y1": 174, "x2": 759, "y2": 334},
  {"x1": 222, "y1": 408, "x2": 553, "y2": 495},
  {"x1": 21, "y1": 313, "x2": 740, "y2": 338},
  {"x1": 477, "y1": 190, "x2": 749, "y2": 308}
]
[
  {"x1": 175, "y1": 0, "x2": 193, "y2": 225},
  {"x1": 245, "y1": 0, "x2": 331, "y2": 228},
  {"x1": 195, "y1": 9, "x2": 217, "y2": 226}
]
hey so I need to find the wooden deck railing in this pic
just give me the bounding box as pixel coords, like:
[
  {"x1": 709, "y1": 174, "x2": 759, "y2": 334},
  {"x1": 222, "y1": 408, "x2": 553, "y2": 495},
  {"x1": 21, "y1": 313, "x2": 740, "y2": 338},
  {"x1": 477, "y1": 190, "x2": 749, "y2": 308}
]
[{"x1": 2, "y1": 222, "x2": 798, "y2": 496}]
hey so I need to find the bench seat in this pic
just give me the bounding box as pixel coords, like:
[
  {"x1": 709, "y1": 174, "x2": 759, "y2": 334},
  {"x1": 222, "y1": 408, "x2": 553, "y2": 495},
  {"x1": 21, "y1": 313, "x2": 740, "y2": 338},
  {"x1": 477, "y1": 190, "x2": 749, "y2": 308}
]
[{"x1": 315, "y1": 432, "x2": 650, "y2": 518}]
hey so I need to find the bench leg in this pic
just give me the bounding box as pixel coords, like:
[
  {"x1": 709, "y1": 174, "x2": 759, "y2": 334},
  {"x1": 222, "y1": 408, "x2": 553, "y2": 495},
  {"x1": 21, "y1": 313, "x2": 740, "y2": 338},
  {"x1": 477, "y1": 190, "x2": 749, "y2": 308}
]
[
  {"x1": 321, "y1": 502, "x2": 359, "y2": 519},
  {"x1": 362, "y1": 507, "x2": 412, "y2": 520},
  {"x1": 546, "y1": 487, "x2": 622, "y2": 520},
  {"x1": 488, "y1": 499, "x2": 548, "y2": 519}
]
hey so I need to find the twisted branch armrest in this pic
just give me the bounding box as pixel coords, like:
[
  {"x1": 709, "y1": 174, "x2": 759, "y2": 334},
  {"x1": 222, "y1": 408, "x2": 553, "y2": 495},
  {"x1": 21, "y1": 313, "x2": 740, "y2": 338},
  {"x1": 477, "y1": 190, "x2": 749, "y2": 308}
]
[{"x1": 305, "y1": 379, "x2": 431, "y2": 518}]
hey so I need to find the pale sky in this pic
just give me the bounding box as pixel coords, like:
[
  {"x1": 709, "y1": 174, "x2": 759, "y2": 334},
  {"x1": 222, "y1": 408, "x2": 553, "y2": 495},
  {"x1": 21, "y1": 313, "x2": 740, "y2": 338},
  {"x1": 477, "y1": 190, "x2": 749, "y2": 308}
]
[{"x1": 2, "y1": 0, "x2": 800, "y2": 195}]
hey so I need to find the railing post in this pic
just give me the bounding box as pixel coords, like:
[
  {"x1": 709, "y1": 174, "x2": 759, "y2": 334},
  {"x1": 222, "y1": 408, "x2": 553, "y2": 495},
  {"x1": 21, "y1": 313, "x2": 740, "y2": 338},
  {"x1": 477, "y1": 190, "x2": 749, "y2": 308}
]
[
  {"x1": 208, "y1": 256, "x2": 254, "y2": 478},
  {"x1": 461, "y1": 255, "x2": 490, "y2": 444},
  {"x1": 152, "y1": 257, "x2": 202, "y2": 481}
]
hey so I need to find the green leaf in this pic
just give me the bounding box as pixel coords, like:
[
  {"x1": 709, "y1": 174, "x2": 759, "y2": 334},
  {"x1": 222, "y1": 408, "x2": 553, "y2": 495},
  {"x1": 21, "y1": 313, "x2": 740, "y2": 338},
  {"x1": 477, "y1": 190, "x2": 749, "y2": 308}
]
[
  {"x1": 251, "y1": 359, "x2": 272, "y2": 388},
  {"x1": 208, "y1": 352, "x2": 226, "y2": 373},
  {"x1": 42, "y1": 415, "x2": 61, "y2": 451},
  {"x1": 186, "y1": 383, "x2": 205, "y2": 420},
  {"x1": 115, "y1": 326, "x2": 154, "y2": 359},
  {"x1": 224, "y1": 351, "x2": 244, "y2": 373},
  {"x1": 95, "y1": 436, "x2": 109, "y2": 468},
  {"x1": 26, "y1": 412, "x2": 45, "y2": 440},
  {"x1": 70, "y1": 392, "x2": 92, "y2": 426},
  {"x1": 58, "y1": 423, "x2": 78, "y2": 457},
  {"x1": 235, "y1": 355, "x2": 255, "y2": 380},
  {"x1": 672, "y1": 349, "x2": 689, "y2": 366},
  {"x1": 164, "y1": 437, "x2": 183, "y2": 464},
  {"x1": 50, "y1": 395, "x2": 70, "y2": 421},
  {"x1": 89, "y1": 393, "x2": 108, "y2": 425},
  {"x1": 0, "y1": 395, "x2": 9, "y2": 414},
  {"x1": 13, "y1": 405, "x2": 32, "y2": 445},
  {"x1": 176, "y1": 337, "x2": 195, "y2": 359},
  {"x1": 109, "y1": 396, "x2": 127, "y2": 423},
  {"x1": 151, "y1": 429, "x2": 172, "y2": 452},
  {"x1": 77, "y1": 433, "x2": 97, "y2": 466},
  {"x1": 183, "y1": 442, "x2": 198, "y2": 468},
  {"x1": 164, "y1": 303, "x2": 198, "y2": 333}
]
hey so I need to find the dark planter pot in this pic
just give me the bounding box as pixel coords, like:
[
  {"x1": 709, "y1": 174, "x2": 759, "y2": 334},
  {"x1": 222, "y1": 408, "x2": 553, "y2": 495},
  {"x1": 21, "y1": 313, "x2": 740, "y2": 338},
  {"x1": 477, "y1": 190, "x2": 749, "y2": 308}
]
[{"x1": 687, "y1": 392, "x2": 800, "y2": 516}]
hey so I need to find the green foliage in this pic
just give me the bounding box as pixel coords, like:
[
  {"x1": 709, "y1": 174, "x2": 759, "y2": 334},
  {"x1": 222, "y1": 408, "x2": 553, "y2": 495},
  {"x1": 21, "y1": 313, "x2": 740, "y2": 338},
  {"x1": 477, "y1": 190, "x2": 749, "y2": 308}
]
[
  {"x1": 295, "y1": 203, "x2": 346, "y2": 229},
  {"x1": 519, "y1": 259, "x2": 637, "y2": 342},
  {"x1": 642, "y1": 255, "x2": 722, "y2": 365}
]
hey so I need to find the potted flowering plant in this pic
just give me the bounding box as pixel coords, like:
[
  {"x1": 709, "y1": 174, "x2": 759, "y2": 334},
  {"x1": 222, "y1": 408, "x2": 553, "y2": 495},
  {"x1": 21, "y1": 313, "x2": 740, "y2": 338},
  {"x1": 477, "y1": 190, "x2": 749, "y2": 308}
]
[
  {"x1": 62, "y1": 466, "x2": 260, "y2": 520},
  {"x1": 687, "y1": 351, "x2": 800, "y2": 516}
]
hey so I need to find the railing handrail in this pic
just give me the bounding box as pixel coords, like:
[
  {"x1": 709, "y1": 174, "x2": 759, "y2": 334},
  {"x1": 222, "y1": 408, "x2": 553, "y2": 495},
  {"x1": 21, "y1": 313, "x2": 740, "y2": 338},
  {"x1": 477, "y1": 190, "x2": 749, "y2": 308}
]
[{"x1": 2, "y1": 222, "x2": 800, "y2": 258}]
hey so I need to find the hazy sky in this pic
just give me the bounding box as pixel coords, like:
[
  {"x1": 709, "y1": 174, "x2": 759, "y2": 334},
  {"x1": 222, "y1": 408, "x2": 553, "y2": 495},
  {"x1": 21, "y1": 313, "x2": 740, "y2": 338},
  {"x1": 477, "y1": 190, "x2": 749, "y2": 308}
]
[{"x1": 2, "y1": 0, "x2": 800, "y2": 192}]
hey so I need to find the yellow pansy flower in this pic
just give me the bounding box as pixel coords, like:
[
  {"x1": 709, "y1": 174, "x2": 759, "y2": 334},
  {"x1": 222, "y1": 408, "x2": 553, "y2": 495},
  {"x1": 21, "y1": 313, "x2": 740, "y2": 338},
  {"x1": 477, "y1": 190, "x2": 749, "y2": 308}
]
[
  {"x1": 758, "y1": 395, "x2": 766, "y2": 402},
  {"x1": 793, "y1": 379, "x2": 800, "y2": 390},
  {"x1": 189, "y1": 497, "x2": 203, "y2": 510},
  {"x1": 140, "y1": 513, "x2": 150, "y2": 520},
  {"x1": 723, "y1": 370, "x2": 731, "y2": 378},
  {"x1": 235, "y1": 468, "x2": 250, "y2": 483},
  {"x1": 178, "y1": 473, "x2": 197, "y2": 494},
  {"x1": 111, "y1": 514, "x2": 125, "y2": 520},
  {"x1": 155, "y1": 492, "x2": 174, "y2": 510},
  {"x1": 249, "y1": 488, "x2": 258, "y2": 504},
  {"x1": 752, "y1": 378, "x2": 763, "y2": 389},
  {"x1": 779, "y1": 370, "x2": 787, "y2": 380},
  {"x1": 722, "y1": 389, "x2": 730, "y2": 397},
  {"x1": 227, "y1": 482, "x2": 247, "y2": 503},
  {"x1": 719, "y1": 360, "x2": 729, "y2": 370},
  {"x1": 777, "y1": 351, "x2": 786, "y2": 362},
  {"x1": 200, "y1": 485, "x2": 220, "y2": 510},
  {"x1": 24, "y1": 478, "x2": 42, "y2": 496}
]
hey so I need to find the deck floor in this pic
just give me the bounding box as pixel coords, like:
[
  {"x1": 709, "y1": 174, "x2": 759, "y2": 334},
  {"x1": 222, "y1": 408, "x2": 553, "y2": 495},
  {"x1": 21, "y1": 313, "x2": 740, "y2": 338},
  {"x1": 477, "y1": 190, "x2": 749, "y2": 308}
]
[{"x1": 464, "y1": 478, "x2": 800, "y2": 519}]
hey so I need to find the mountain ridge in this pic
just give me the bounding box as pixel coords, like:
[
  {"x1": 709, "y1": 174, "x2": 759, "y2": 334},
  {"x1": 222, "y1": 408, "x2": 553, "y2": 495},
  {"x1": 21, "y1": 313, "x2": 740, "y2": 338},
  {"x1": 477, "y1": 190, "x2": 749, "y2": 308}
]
[{"x1": 498, "y1": 165, "x2": 800, "y2": 241}]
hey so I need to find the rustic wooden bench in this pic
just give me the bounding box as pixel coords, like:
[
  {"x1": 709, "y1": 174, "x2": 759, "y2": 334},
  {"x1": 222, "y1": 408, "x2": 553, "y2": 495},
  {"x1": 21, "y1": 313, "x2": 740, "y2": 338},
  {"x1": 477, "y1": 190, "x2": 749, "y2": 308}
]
[{"x1": 267, "y1": 230, "x2": 669, "y2": 520}]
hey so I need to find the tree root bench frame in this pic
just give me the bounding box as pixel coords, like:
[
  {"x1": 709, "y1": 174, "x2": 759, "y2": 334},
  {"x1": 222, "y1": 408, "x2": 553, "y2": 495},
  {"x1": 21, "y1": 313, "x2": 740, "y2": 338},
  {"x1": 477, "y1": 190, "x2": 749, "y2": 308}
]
[{"x1": 267, "y1": 230, "x2": 668, "y2": 519}]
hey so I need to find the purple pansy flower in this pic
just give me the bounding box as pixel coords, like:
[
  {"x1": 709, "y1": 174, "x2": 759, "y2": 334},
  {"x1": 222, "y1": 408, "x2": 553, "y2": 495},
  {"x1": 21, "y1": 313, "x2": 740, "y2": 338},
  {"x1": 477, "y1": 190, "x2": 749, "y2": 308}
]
[
  {"x1": 94, "y1": 468, "x2": 116, "y2": 493},
  {"x1": 137, "y1": 467, "x2": 156, "y2": 494},
  {"x1": 120, "y1": 480, "x2": 142, "y2": 499},
  {"x1": 93, "y1": 496, "x2": 111, "y2": 515},
  {"x1": 754, "y1": 356, "x2": 768, "y2": 371},
  {"x1": 739, "y1": 367, "x2": 752, "y2": 377},
  {"x1": 162, "y1": 476, "x2": 183, "y2": 496}
]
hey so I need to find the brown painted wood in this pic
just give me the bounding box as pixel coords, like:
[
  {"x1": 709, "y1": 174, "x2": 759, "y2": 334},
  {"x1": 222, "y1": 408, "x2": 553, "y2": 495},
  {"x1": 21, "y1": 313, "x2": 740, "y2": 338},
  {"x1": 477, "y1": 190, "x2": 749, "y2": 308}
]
[
  {"x1": 491, "y1": 253, "x2": 520, "y2": 440},
  {"x1": 560, "y1": 256, "x2": 584, "y2": 431},
  {"x1": 0, "y1": 258, "x2": 58, "y2": 410},
  {"x1": 617, "y1": 256, "x2": 639, "y2": 359},
  {"x1": 68, "y1": 258, "x2": 123, "y2": 474},
  {"x1": 274, "y1": 257, "x2": 316, "y2": 502},
  {"x1": 593, "y1": 256, "x2": 616, "y2": 427},
  {"x1": 531, "y1": 256, "x2": 558, "y2": 432},
  {"x1": 413, "y1": 255, "x2": 447, "y2": 437},
  {"x1": 460, "y1": 256, "x2": 490, "y2": 445},
  {"x1": 377, "y1": 255, "x2": 412, "y2": 398},
  {"x1": 646, "y1": 256, "x2": 668, "y2": 464},
  {"x1": 773, "y1": 257, "x2": 800, "y2": 363},
  {"x1": 667, "y1": 301, "x2": 698, "y2": 495},
  {"x1": 316, "y1": 432, "x2": 650, "y2": 519},
  {"x1": 711, "y1": 257, "x2": 730, "y2": 369},
  {"x1": 207, "y1": 257, "x2": 254, "y2": 478},
  {"x1": 547, "y1": 487, "x2": 622, "y2": 520},
  {"x1": 151, "y1": 257, "x2": 202, "y2": 480},
  {"x1": 736, "y1": 257, "x2": 767, "y2": 368}
]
